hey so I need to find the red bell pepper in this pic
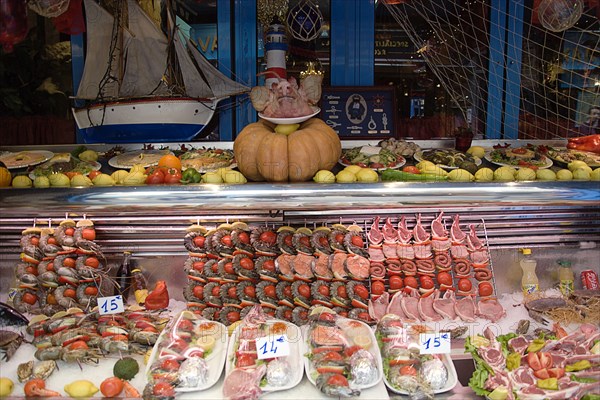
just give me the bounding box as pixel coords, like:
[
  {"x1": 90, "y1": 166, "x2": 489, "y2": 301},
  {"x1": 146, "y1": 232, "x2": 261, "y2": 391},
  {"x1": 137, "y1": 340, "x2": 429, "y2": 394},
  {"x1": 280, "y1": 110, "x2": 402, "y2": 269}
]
[
  {"x1": 145, "y1": 280, "x2": 169, "y2": 310},
  {"x1": 567, "y1": 134, "x2": 600, "y2": 154}
]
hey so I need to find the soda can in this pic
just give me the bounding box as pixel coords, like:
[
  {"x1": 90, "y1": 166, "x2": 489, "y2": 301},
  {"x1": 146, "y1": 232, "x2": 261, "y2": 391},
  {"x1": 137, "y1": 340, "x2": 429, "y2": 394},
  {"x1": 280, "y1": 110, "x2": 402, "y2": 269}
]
[{"x1": 581, "y1": 269, "x2": 600, "y2": 290}]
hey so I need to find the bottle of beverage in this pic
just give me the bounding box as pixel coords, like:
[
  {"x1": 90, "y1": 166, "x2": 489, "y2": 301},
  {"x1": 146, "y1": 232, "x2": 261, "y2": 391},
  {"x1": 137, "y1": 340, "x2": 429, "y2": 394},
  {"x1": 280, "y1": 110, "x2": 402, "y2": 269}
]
[
  {"x1": 520, "y1": 248, "x2": 539, "y2": 296},
  {"x1": 115, "y1": 251, "x2": 133, "y2": 300},
  {"x1": 131, "y1": 267, "x2": 149, "y2": 306},
  {"x1": 558, "y1": 260, "x2": 574, "y2": 296}
]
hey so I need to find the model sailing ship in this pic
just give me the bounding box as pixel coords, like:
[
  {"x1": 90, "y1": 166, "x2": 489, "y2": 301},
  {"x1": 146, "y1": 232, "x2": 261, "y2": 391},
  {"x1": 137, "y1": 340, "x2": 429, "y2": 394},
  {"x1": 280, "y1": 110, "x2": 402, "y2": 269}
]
[{"x1": 72, "y1": 0, "x2": 249, "y2": 142}]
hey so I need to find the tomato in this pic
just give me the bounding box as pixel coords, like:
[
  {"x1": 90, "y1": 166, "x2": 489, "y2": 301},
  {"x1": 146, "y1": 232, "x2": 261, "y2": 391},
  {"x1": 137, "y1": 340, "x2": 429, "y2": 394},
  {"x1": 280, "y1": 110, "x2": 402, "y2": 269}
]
[
  {"x1": 437, "y1": 272, "x2": 453, "y2": 286},
  {"x1": 317, "y1": 285, "x2": 329, "y2": 296},
  {"x1": 370, "y1": 162, "x2": 385, "y2": 169},
  {"x1": 527, "y1": 352, "x2": 542, "y2": 370},
  {"x1": 351, "y1": 235, "x2": 364, "y2": 247},
  {"x1": 262, "y1": 259, "x2": 275, "y2": 271},
  {"x1": 539, "y1": 352, "x2": 553, "y2": 369},
  {"x1": 404, "y1": 276, "x2": 418, "y2": 288},
  {"x1": 224, "y1": 262, "x2": 235, "y2": 274},
  {"x1": 389, "y1": 275, "x2": 403, "y2": 290},
  {"x1": 63, "y1": 288, "x2": 77, "y2": 298},
  {"x1": 402, "y1": 166, "x2": 421, "y2": 174},
  {"x1": 237, "y1": 231, "x2": 250, "y2": 244},
  {"x1": 419, "y1": 276, "x2": 435, "y2": 290},
  {"x1": 533, "y1": 368, "x2": 550, "y2": 379},
  {"x1": 236, "y1": 353, "x2": 257, "y2": 368},
  {"x1": 146, "y1": 173, "x2": 165, "y2": 185},
  {"x1": 64, "y1": 227, "x2": 75, "y2": 236},
  {"x1": 25, "y1": 265, "x2": 37, "y2": 275},
  {"x1": 344, "y1": 345, "x2": 363, "y2": 358},
  {"x1": 457, "y1": 278, "x2": 472, "y2": 292},
  {"x1": 85, "y1": 257, "x2": 99, "y2": 268},
  {"x1": 158, "y1": 154, "x2": 182, "y2": 170},
  {"x1": 322, "y1": 351, "x2": 344, "y2": 361},
  {"x1": 68, "y1": 340, "x2": 89, "y2": 350},
  {"x1": 47, "y1": 237, "x2": 58, "y2": 245},
  {"x1": 84, "y1": 286, "x2": 98, "y2": 296},
  {"x1": 299, "y1": 236, "x2": 310, "y2": 247},
  {"x1": 548, "y1": 367, "x2": 565, "y2": 379},
  {"x1": 298, "y1": 284, "x2": 311, "y2": 298},
  {"x1": 326, "y1": 374, "x2": 349, "y2": 387},
  {"x1": 264, "y1": 285, "x2": 276, "y2": 298},
  {"x1": 220, "y1": 235, "x2": 232, "y2": 247},
  {"x1": 167, "y1": 338, "x2": 189, "y2": 353},
  {"x1": 192, "y1": 261, "x2": 205, "y2": 271},
  {"x1": 354, "y1": 284, "x2": 369, "y2": 299},
  {"x1": 65, "y1": 171, "x2": 82, "y2": 179},
  {"x1": 161, "y1": 359, "x2": 180, "y2": 371},
  {"x1": 63, "y1": 257, "x2": 76, "y2": 268},
  {"x1": 517, "y1": 160, "x2": 538, "y2": 170},
  {"x1": 239, "y1": 258, "x2": 253, "y2": 270},
  {"x1": 512, "y1": 147, "x2": 528, "y2": 154},
  {"x1": 193, "y1": 235, "x2": 205, "y2": 247},
  {"x1": 226, "y1": 310, "x2": 240, "y2": 323},
  {"x1": 478, "y1": 281, "x2": 494, "y2": 297},
  {"x1": 227, "y1": 286, "x2": 237, "y2": 298},
  {"x1": 164, "y1": 168, "x2": 182, "y2": 184},
  {"x1": 153, "y1": 381, "x2": 176, "y2": 397},
  {"x1": 371, "y1": 280, "x2": 386, "y2": 295},
  {"x1": 30, "y1": 236, "x2": 40, "y2": 246},
  {"x1": 100, "y1": 377, "x2": 124, "y2": 397},
  {"x1": 260, "y1": 231, "x2": 277, "y2": 244},
  {"x1": 400, "y1": 365, "x2": 417, "y2": 376},
  {"x1": 22, "y1": 292, "x2": 38, "y2": 305},
  {"x1": 192, "y1": 285, "x2": 204, "y2": 298},
  {"x1": 88, "y1": 170, "x2": 102, "y2": 180}
]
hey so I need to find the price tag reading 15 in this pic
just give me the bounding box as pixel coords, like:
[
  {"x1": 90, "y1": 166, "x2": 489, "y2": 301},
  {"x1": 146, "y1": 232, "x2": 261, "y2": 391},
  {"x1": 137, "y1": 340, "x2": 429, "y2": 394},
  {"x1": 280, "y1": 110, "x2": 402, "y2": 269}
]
[
  {"x1": 255, "y1": 335, "x2": 290, "y2": 360},
  {"x1": 97, "y1": 295, "x2": 125, "y2": 315},
  {"x1": 419, "y1": 332, "x2": 451, "y2": 355}
]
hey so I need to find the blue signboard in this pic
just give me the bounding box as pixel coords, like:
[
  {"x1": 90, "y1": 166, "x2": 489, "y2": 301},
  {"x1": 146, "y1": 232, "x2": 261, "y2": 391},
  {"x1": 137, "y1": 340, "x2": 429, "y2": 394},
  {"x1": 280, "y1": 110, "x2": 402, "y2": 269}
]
[{"x1": 320, "y1": 87, "x2": 396, "y2": 138}]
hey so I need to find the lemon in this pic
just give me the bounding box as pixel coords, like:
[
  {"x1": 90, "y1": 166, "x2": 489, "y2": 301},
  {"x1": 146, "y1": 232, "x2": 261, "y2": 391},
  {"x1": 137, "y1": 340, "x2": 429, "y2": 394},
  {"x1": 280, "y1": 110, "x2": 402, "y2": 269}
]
[
  {"x1": 488, "y1": 386, "x2": 509, "y2": 400},
  {"x1": 12, "y1": 175, "x2": 33, "y2": 188},
  {"x1": 33, "y1": 176, "x2": 50, "y2": 188},
  {"x1": 309, "y1": 306, "x2": 335, "y2": 316},
  {"x1": 276, "y1": 225, "x2": 295, "y2": 233},
  {"x1": 196, "y1": 334, "x2": 216, "y2": 352},
  {"x1": 71, "y1": 175, "x2": 93, "y2": 187},
  {"x1": 313, "y1": 226, "x2": 331, "y2": 233},
  {"x1": 494, "y1": 166, "x2": 516, "y2": 181},
  {"x1": 274, "y1": 123, "x2": 300, "y2": 135},
  {"x1": 313, "y1": 170, "x2": 335, "y2": 183},
  {"x1": 48, "y1": 173, "x2": 70, "y2": 187},
  {"x1": 591, "y1": 168, "x2": 600, "y2": 181},
  {"x1": 572, "y1": 168, "x2": 591, "y2": 181},
  {"x1": 419, "y1": 164, "x2": 448, "y2": 177},
  {"x1": 353, "y1": 334, "x2": 372, "y2": 349},
  {"x1": 111, "y1": 170, "x2": 129, "y2": 184},
  {"x1": 416, "y1": 160, "x2": 435, "y2": 170},
  {"x1": 0, "y1": 377, "x2": 14, "y2": 398},
  {"x1": 467, "y1": 146, "x2": 486, "y2": 159},
  {"x1": 92, "y1": 173, "x2": 116, "y2": 186},
  {"x1": 536, "y1": 169, "x2": 557, "y2": 181},
  {"x1": 78, "y1": 150, "x2": 98, "y2": 162},
  {"x1": 121, "y1": 171, "x2": 147, "y2": 185},
  {"x1": 223, "y1": 170, "x2": 247, "y2": 184},
  {"x1": 215, "y1": 167, "x2": 232, "y2": 179},
  {"x1": 129, "y1": 163, "x2": 146, "y2": 174},
  {"x1": 556, "y1": 169, "x2": 573, "y2": 181},
  {"x1": 231, "y1": 221, "x2": 249, "y2": 231},
  {"x1": 227, "y1": 320, "x2": 242, "y2": 336},
  {"x1": 515, "y1": 167, "x2": 536, "y2": 181},
  {"x1": 475, "y1": 167, "x2": 494, "y2": 182},
  {"x1": 568, "y1": 160, "x2": 589, "y2": 172},
  {"x1": 296, "y1": 227, "x2": 313, "y2": 235},
  {"x1": 64, "y1": 380, "x2": 99, "y2": 398},
  {"x1": 470, "y1": 335, "x2": 491, "y2": 348},
  {"x1": 346, "y1": 224, "x2": 363, "y2": 232},
  {"x1": 202, "y1": 172, "x2": 223, "y2": 183},
  {"x1": 336, "y1": 170, "x2": 357, "y2": 183},
  {"x1": 144, "y1": 348, "x2": 153, "y2": 365},
  {"x1": 343, "y1": 165, "x2": 363, "y2": 175},
  {"x1": 355, "y1": 168, "x2": 379, "y2": 183},
  {"x1": 447, "y1": 168, "x2": 474, "y2": 182}
]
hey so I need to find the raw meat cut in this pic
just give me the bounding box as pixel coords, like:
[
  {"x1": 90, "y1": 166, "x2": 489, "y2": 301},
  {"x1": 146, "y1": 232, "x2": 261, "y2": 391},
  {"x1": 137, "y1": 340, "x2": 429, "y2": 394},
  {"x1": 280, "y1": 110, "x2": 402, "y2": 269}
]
[
  {"x1": 413, "y1": 214, "x2": 430, "y2": 243},
  {"x1": 509, "y1": 366, "x2": 536, "y2": 389},
  {"x1": 400, "y1": 288, "x2": 421, "y2": 320},
  {"x1": 387, "y1": 291, "x2": 409, "y2": 319},
  {"x1": 431, "y1": 211, "x2": 447, "y2": 240},
  {"x1": 476, "y1": 298, "x2": 506, "y2": 322},
  {"x1": 382, "y1": 217, "x2": 398, "y2": 243},
  {"x1": 450, "y1": 214, "x2": 466, "y2": 243},
  {"x1": 466, "y1": 224, "x2": 484, "y2": 251},
  {"x1": 418, "y1": 290, "x2": 442, "y2": 321},
  {"x1": 367, "y1": 246, "x2": 385, "y2": 262},
  {"x1": 397, "y1": 216, "x2": 412, "y2": 244},
  {"x1": 450, "y1": 244, "x2": 469, "y2": 259},
  {"x1": 455, "y1": 296, "x2": 476, "y2": 322},
  {"x1": 368, "y1": 292, "x2": 390, "y2": 321},
  {"x1": 382, "y1": 242, "x2": 398, "y2": 259},
  {"x1": 508, "y1": 335, "x2": 529, "y2": 354},
  {"x1": 432, "y1": 290, "x2": 456, "y2": 320},
  {"x1": 330, "y1": 252, "x2": 348, "y2": 280},
  {"x1": 396, "y1": 244, "x2": 415, "y2": 259},
  {"x1": 367, "y1": 216, "x2": 383, "y2": 245},
  {"x1": 345, "y1": 254, "x2": 370, "y2": 279},
  {"x1": 223, "y1": 365, "x2": 267, "y2": 400}
]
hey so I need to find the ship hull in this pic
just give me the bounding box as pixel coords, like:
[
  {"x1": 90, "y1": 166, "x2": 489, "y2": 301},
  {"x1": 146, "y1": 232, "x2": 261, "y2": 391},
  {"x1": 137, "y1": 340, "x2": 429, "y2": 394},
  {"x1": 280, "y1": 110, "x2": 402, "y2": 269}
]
[{"x1": 72, "y1": 97, "x2": 218, "y2": 143}]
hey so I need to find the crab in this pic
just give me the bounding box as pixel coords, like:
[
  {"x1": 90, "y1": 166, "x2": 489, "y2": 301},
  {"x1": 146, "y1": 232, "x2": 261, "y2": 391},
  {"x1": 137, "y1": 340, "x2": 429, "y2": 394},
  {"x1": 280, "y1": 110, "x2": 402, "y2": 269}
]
[{"x1": 0, "y1": 330, "x2": 25, "y2": 361}]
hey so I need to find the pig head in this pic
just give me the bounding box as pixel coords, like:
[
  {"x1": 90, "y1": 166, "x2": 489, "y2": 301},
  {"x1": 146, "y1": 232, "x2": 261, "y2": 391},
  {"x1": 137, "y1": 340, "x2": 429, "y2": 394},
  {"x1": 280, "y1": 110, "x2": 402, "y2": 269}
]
[{"x1": 250, "y1": 74, "x2": 322, "y2": 118}]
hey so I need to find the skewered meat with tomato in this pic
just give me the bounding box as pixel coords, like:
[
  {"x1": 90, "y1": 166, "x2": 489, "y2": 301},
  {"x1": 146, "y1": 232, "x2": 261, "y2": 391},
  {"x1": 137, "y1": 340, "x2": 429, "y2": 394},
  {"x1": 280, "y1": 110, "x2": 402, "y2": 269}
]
[
  {"x1": 183, "y1": 281, "x2": 204, "y2": 303},
  {"x1": 236, "y1": 281, "x2": 258, "y2": 306},
  {"x1": 203, "y1": 282, "x2": 223, "y2": 307},
  {"x1": 292, "y1": 281, "x2": 312, "y2": 308},
  {"x1": 348, "y1": 308, "x2": 376, "y2": 325},
  {"x1": 201, "y1": 307, "x2": 221, "y2": 321},
  {"x1": 55, "y1": 220, "x2": 76, "y2": 248},
  {"x1": 275, "y1": 305, "x2": 293, "y2": 322},
  {"x1": 388, "y1": 275, "x2": 404, "y2": 293},
  {"x1": 292, "y1": 306, "x2": 309, "y2": 325},
  {"x1": 184, "y1": 257, "x2": 207, "y2": 281},
  {"x1": 202, "y1": 259, "x2": 220, "y2": 282},
  {"x1": 369, "y1": 262, "x2": 386, "y2": 280},
  {"x1": 217, "y1": 258, "x2": 237, "y2": 282},
  {"x1": 255, "y1": 256, "x2": 277, "y2": 282},
  {"x1": 292, "y1": 230, "x2": 314, "y2": 255},
  {"x1": 311, "y1": 228, "x2": 333, "y2": 255},
  {"x1": 220, "y1": 283, "x2": 241, "y2": 307},
  {"x1": 256, "y1": 281, "x2": 278, "y2": 308},
  {"x1": 330, "y1": 282, "x2": 351, "y2": 307},
  {"x1": 332, "y1": 307, "x2": 349, "y2": 318},
  {"x1": 328, "y1": 227, "x2": 347, "y2": 253},
  {"x1": 431, "y1": 211, "x2": 451, "y2": 252},
  {"x1": 203, "y1": 230, "x2": 219, "y2": 258},
  {"x1": 250, "y1": 226, "x2": 279, "y2": 256},
  {"x1": 220, "y1": 306, "x2": 241, "y2": 325},
  {"x1": 275, "y1": 281, "x2": 293, "y2": 308},
  {"x1": 311, "y1": 280, "x2": 332, "y2": 307},
  {"x1": 233, "y1": 254, "x2": 257, "y2": 280},
  {"x1": 183, "y1": 225, "x2": 208, "y2": 255},
  {"x1": 212, "y1": 227, "x2": 235, "y2": 257},
  {"x1": 344, "y1": 231, "x2": 368, "y2": 257},
  {"x1": 434, "y1": 252, "x2": 452, "y2": 271},
  {"x1": 367, "y1": 216, "x2": 384, "y2": 245},
  {"x1": 231, "y1": 226, "x2": 253, "y2": 255},
  {"x1": 276, "y1": 227, "x2": 297, "y2": 255},
  {"x1": 347, "y1": 281, "x2": 370, "y2": 309}
]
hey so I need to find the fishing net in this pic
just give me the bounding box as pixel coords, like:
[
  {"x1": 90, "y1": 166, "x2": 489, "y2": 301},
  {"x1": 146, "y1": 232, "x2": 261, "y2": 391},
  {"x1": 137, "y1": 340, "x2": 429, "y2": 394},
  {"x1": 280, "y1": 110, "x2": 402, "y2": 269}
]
[{"x1": 381, "y1": 0, "x2": 600, "y2": 139}]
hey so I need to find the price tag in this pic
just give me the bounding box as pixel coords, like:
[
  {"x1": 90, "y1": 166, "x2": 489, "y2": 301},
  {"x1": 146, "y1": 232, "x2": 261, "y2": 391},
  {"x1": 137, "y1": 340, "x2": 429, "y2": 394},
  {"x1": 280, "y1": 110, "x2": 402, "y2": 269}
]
[
  {"x1": 419, "y1": 332, "x2": 451, "y2": 354},
  {"x1": 255, "y1": 334, "x2": 290, "y2": 360},
  {"x1": 98, "y1": 295, "x2": 125, "y2": 315}
]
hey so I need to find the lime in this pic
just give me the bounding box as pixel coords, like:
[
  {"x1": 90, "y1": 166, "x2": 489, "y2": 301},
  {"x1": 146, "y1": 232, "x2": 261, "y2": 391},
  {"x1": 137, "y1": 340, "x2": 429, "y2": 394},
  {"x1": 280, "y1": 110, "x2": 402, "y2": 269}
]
[{"x1": 488, "y1": 386, "x2": 509, "y2": 400}]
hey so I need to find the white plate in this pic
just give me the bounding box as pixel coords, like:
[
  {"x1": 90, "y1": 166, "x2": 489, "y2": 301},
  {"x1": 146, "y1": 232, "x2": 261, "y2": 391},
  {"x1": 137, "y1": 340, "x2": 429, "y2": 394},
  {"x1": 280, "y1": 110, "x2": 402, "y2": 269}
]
[
  {"x1": 414, "y1": 150, "x2": 482, "y2": 170},
  {"x1": 303, "y1": 318, "x2": 383, "y2": 391},
  {"x1": 226, "y1": 319, "x2": 303, "y2": 392},
  {"x1": 259, "y1": 107, "x2": 320, "y2": 125},
  {"x1": 108, "y1": 149, "x2": 173, "y2": 169},
  {"x1": 0, "y1": 150, "x2": 54, "y2": 169},
  {"x1": 383, "y1": 353, "x2": 458, "y2": 395},
  {"x1": 29, "y1": 160, "x2": 101, "y2": 180},
  {"x1": 338, "y1": 156, "x2": 406, "y2": 171},
  {"x1": 484, "y1": 152, "x2": 553, "y2": 169},
  {"x1": 146, "y1": 319, "x2": 228, "y2": 393}
]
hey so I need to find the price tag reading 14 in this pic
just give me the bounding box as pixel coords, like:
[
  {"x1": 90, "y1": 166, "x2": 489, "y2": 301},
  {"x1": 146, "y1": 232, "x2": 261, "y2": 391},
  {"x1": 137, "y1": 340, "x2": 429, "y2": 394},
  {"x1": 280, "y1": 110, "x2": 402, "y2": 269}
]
[
  {"x1": 419, "y1": 332, "x2": 451, "y2": 355},
  {"x1": 255, "y1": 334, "x2": 290, "y2": 360},
  {"x1": 97, "y1": 295, "x2": 125, "y2": 315}
]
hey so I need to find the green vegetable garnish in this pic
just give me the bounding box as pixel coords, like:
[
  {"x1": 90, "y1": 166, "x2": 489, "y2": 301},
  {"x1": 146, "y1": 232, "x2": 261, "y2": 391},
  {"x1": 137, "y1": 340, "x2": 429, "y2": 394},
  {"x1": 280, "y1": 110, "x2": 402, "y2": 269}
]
[
  {"x1": 526, "y1": 338, "x2": 546, "y2": 353},
  {"x1": 536, "y1": 377, "x2": 558, "y2": 390},
  {"x1": 565, "y1": 360, "x2": 592, "y2": 372},
  {"x1": 506, "y1": 352, "x2": 521, "y2": 371},
  {"x1": 380, "y1": 169, "x2": 447, "y2": 182}
]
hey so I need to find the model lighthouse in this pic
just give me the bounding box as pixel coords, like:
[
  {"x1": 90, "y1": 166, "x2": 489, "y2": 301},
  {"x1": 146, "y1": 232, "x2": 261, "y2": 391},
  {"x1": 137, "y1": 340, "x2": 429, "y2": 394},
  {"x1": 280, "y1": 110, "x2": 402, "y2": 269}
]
[{"x1": 264, "y1": 19, "x2": 288, "y2": 88}]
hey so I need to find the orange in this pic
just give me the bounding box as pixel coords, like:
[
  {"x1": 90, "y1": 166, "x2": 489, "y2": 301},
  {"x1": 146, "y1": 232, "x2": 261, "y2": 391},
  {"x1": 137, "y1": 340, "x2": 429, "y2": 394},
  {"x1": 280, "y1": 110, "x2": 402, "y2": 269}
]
[{"x1": 158, "y1": 154, "x2": 182, "y2": 170}]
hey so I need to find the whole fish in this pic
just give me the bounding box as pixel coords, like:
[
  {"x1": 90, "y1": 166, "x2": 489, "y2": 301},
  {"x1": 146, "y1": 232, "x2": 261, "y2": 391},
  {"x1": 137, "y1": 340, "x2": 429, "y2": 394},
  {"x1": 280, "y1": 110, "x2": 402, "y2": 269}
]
[{"x1": 0, "y1": 302, "x2": 29, "y2": 327}]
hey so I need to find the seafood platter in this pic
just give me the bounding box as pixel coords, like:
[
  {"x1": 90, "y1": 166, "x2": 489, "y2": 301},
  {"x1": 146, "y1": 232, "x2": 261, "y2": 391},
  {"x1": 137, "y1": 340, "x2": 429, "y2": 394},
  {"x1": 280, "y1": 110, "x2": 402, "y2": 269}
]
[{"x1": 303, "y1": 308, "x2": 383, "y2": 397}]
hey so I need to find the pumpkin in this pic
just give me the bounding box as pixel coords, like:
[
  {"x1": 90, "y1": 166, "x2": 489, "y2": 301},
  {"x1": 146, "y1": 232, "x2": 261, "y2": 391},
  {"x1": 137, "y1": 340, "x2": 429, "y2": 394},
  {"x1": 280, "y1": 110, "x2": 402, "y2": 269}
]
[
  {"x1": 234, "y1": 118, "x2": 342, "y2": 182},
  {"x1": 0, "y1": 166, "x2": 12, "y2": 187}
]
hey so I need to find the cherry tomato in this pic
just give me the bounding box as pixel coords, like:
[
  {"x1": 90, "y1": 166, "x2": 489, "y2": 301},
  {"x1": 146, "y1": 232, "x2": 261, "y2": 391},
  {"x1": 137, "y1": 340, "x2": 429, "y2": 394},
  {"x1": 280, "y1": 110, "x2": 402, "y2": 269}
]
[
  {"x1": 64, "y1": 227, "x2": 75, "y2": 236},
  {"x1": 22, "y1": 292, "x2": 38, "y2": 305},
  {"x1": 400, "y1": 365, "x2": 417, "y2": 376},
  {"x1": 336, "y1": 284, "x2": 347, "y2": 298},
  {"x1": 153, "y1": 381, "x2": 175, "y2": 397},
  {"x1": 192, "y1": 286, "x2": 204, "y2": 298},
  {"x1": 160, "y1": 359, "x2": 180, "y2": 371},
  {"x1": 192, "y1": 261, "x2": 205, "y2": 271},
  {"x1": 237, "y1": 231, "x2": 250, "y2": 244},
  {"x1": 100, "y1": 377, "x2": 124, "y2": 397},
  {"x1": 63, "y1": 257, "x2": 76, "y2": 268},
  {"x1": 299, "y1": 236, "x2": 310, "y2": 247},
  {"x1": 227, "y1": 286, "x2": 237, "y2": 298},
  {"x1": 478, "y1": 281, "x2": 493, "y2": 297},
  {"x1": 47, "y1": 237, "x2": 58, "y2": 245},
  {"x1": 264, "y1": 285, "x2": 276, "y2": 298},
  {"x1": 224, "y1": 262, "x2": 235, "y2": 274},
  {"x1": 260, "y1": 231, "x2": 277, "y2": 244},
  {"x1": 322, "y1": 351, "x2": 344, "y2": 361},
  {"x1": 226, "y1": 310, "x2": 240, "y2": 323},
  {"x1": 262, "y1": 259, "x2": 276, "y2": 271},
  {"x1": 65, "y1": 171, "x2": 81, "y2": 179},
  {"x1": 239, "y1": 258, "x2": 254, "y2": 270},
  {"x1": 220, "y1": 235, "x2": 232, "y2": 246},
  {"x1": 25, "y1": 265, "x2": 37, "y2": 275},
  {"x1": 404, "y1": 276, "x2": 418, "y2": 288},
  {"x1": 63, "y1": 288, "x2": 77, "y2": 298},
  {"x1": 84, "y1": 286, "x2": 98, "y2": 296},
  {"x1": 370, "y1": 162, "x2": 385, "y2": 169},
  {"x1": 419, "y1": 276, "x2": 435, "y2": 290},
  {"x1": 389, "y1": 275, "x2": 404, "y2": 290},
  {"x1": 371, "y1": 280, "x2": 386, "y2": 295},
  {"x1": 319, "y1": 236, "x2": 329, "y2": 246},
  {"x1": 88, "y1": 170, "x2": 102, "y2": 180},
  {"x1": 236, "y1": 353, "x2": 257, "y2": 368},
  {"x1": 402, "y1": 166, "x2": 421, "y2": 174},
  {"x1": 317, "y1": 285, "x2": 329, "y2": 296},
  {"x1": 84, "y1": 257, "x2": 99, "y2": 268},
  {"x1": 457, "y1": 278, "x2": 472, "y2": 292},
  {"x1": 30, "y1": 237, "x2": 40, "y2": 246},
  {"x1": 437, "y1": 272, "x2": 453, "y2": 286},
  {"x1": 344, "y1": 345, "x2": 363, "y2": 357}
]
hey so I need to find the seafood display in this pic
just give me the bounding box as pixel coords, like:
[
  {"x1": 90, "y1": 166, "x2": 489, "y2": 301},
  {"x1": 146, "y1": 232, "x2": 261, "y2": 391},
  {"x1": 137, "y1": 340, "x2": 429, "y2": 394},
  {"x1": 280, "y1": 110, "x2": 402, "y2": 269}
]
[
  {"x1": 466, "y1": 325, "x2": 600, "y2": 400},
  {"x1": 144, "y1": 310, "x2": 228, "y2": 394},
  {"x1": 10, "y1": 218, "x2": 111, "y2": 316},
  {"x1": 0, "y1": 330, "x2": 25, "y2": 361},
  {"x1": 375, "y1": 315, "x2": 458, "y2": 395},
  {"x1": 366, "y1": 213, "x2": 505, "y2": 324},
  {"x1": 224, "y1": 306, "x2": 303, "y2": 399},
  {"x1": 183, "y1": 222, "x2": 374, "y2": 326},
  {"x1": 525, "y1": 289, "x2": 600, "y2": 325},
  {"x1": 304, "y1": 308, "x2": 382, "y2": 397}
]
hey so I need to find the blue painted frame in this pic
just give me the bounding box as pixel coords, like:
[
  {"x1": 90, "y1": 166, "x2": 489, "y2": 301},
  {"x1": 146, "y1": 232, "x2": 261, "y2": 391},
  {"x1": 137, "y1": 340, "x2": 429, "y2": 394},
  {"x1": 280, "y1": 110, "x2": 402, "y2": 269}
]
[
  {"x1": 485, "y1": 0, "x2": 507, "y2": 140},
  {"x1": 504, "y1": 0, "x2": 524, "y2": 139},
  {"x1": 71, "y1": 34, "x2": 85, "y2": 143},
  {"x1": 217, "y1": 0, "x2": 234, "y2": 140},
  {"x1": 233, "y1": 0, "x2": 257, "y2": 131}
]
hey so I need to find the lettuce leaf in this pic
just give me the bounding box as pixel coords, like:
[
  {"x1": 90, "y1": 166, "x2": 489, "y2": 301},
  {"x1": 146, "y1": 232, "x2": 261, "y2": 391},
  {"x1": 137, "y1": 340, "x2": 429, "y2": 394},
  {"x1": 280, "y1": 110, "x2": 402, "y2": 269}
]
[{"x1": 468, "y1": 368, "x2": 491, "y2": 397}]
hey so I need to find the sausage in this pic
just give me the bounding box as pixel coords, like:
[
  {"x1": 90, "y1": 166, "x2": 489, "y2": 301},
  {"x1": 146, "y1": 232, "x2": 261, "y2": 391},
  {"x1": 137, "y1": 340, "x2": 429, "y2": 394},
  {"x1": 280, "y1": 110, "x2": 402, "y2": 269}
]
[
  {"x1": 434, "y1": 252, "x2": 452, "y2": 269},
  {"x1": 369, "y1": 262, "x2": 386, "y2": 279},
  {"x1": 401, "y1": 259, "x2": 417, "y2": 276},
  {"x1": 453, "y1": 258, "x2": 471, "y2": 276},
  {"x1": 474, "y1": 267, "x2": 493, "y2": 281},
  {"x1": 416, "y1": 259, "x2": 435, "y2": 273},
  {"x1": 386, "y1": 261, "x2": 403, "y2": 275}
]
